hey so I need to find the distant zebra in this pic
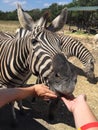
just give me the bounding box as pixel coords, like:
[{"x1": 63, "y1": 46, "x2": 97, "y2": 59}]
[
  {"x1": 0, "y1": 6, "x2": 77, "y2": 125},
  {"x1": 58, "y1": 34, "x2": 96, "y2": 83}
]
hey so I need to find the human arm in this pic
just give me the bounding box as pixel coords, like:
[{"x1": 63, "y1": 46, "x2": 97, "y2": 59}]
[
  {"x1": 61, "y1": 95, "x2": 98, "y2": 130},
  {"x1": 0, "y1": 84, "x2": 57, "y2": 108}
]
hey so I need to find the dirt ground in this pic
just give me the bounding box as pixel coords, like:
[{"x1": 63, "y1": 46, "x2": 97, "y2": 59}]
[{"x1": 0, "y1": 30, "x2": 98, "y2": 130}]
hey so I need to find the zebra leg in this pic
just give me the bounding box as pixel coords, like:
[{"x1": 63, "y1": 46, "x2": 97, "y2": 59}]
[
  {"x1": 48, "y1": 98, "x2": 60, "y2": 121},
  {"x1": 17, "y1": 100, "x2": 25, "y2": 115},
  {"x1": 9, "y1": 101, "x2": 18, "y2": 127}
]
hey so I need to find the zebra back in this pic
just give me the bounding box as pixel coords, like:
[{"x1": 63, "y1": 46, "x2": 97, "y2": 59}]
[
  {"x1": 0, "y1": 31, "x2": 15, "y2": 39},
  {"x1": 58, "y1": 34, "x2": 95, "y2": 65}
]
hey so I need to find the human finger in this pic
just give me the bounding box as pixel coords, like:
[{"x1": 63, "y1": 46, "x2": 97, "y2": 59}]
[
  {"x1": 61, "y1": 97, "x2": 71, "y2": 104},
  {"x1": 77, "y1": 94, "x2": 87, "y2": 101},
  {"x1": 42, "y1": 93, "x2": 57, "y2": 100}
]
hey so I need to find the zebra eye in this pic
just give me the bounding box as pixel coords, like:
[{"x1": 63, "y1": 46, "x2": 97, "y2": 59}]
[{"x1": 32, "y1": 39, "x2": 38, "y2": 44}]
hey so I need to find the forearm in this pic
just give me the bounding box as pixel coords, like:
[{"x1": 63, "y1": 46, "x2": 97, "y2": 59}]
[
  {"x1": 0, "y1": 87, "x2": 35, "y2": 108},
  {"x1": 73, "y1": 100, "x2": 97, "y2": 129},
  {"x1": 0, "y1": 84, "x2": 57, "y2": 108}
]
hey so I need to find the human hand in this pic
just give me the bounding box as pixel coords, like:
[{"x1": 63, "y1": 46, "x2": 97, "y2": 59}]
[
  {"x1": 61, "y1": 94, "x2": 87, "y2": 113},
  {"x1": 34, "y1": 84, "x2": 57, "y2": 100}
]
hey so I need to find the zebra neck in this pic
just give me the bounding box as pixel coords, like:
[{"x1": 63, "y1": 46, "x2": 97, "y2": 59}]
[{"x1": 17, "y1": 38, "x2": 29, "y2": 67}]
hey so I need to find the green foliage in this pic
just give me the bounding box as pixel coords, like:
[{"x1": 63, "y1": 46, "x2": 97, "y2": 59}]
[
  {"x1": 0, "y1": 3, "x2": 66, "y2": 21},
  {"x1": 72, "y1": 0, "x2": 98, "y2": 6},
  {"x1": 0, "y1": 1, "x2": 98, "y2": 29},
  {"x1": 28, "y1": 9, "x2": 41, "y2": 21},
  {"x1": 0, "y1": 10, "x2": 17, "y2": 20},
  {"x1": 48, "y1": 3, "x2": 66, "y2": 21}
]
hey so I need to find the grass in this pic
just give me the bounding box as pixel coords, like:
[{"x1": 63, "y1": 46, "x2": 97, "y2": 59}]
[
  {"x1": 0, "y1": 20, "x2": 20, "y2": 33},
  {"x1": 63, "y1": 25, "x2": 94, "y2": 39}
]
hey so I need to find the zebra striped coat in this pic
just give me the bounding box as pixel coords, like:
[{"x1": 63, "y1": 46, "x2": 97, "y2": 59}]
[
  {"x1": 58, "y1": 34, "x2": 96, "y2": 83},
  {"x1": 0, "y1": 6, "x2": 77, "y2": 124},
  {"x1": 5, "y1": 29, "x2": 95, "y2": 83}
]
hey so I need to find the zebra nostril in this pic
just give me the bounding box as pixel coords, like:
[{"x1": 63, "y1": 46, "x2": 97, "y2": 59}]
[{"x1": 74, "y1": 79, "x2": 77, "y2": 83}]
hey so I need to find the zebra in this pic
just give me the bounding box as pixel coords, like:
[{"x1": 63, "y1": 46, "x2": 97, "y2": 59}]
[
  {"x1": 0, "y1": 5, "x2": 77, "y2": 125},
  {"x1": 58, "y1": 34, "x2": 96, "y2": 84},
  {"x1": 16, "y1": 4, "x2": 96, "y2": 84},
  {"x1": 0, "y1": 31, "x2": 15, "y2": 39}
]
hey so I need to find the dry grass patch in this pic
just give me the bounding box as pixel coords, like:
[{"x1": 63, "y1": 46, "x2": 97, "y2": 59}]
[{"x1": 0, "y1": 20, "x2": 20, "y2": 33}]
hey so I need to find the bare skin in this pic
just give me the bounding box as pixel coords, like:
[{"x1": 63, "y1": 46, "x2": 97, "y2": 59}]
[
  {"x1": 61, "y1": 95, "x2": 98, "y2": 130},
  {"x1": 0, "y1": 84, "x2": 57, "y2": 108}
]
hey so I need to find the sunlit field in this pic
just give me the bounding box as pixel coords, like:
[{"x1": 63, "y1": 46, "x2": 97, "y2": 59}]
[
  {"x1": 0, "y1": 20, "x2": 20, "y2": 33},
  {"x1": 0, "y1": 21, "x2": 98, "y2": 130}
]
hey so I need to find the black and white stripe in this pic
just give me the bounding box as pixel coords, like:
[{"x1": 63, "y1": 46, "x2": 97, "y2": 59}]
[
  {"x1": 15, "y1": 3, "x2": 96, "y2": 83},
  {"x1": 0, "y1": 31, "x2": 15, "y2": 39},
  {"x1": 15, "y1": 30, "x2": 96, "y2": 81},
  {"x1": 58, "y1": 34, "x2": 95, "y2": 81},
  {"x1": 0, "y1": 25, "x2": 78, "y2": 125},
  {"x1": 0, "y1": 27, "x2": 61, "y2": 87},
  {"x1": 0, "y1": 27, "x2": 60, "y2": 124},
  {"x1": 0, "y1": 4, "x2": 77, "y2": 125}
]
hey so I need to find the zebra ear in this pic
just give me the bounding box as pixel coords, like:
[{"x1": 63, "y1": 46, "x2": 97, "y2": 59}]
[
  {"x1": 17, "y1": 3, "x2": 34, "y2": 31},
  {"x1": 17, "y1": 4, "x2": 49, "y2": 29},
  {"x1": 47, "y1": 8, "x2": 68, "y2": 32}
]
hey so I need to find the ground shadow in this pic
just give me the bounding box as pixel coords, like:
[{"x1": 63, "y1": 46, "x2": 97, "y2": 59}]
[
  {"x1": 0, "y1": 104, "x2": 48, "y2": 130},
  {"x1": 0, "y1": 98, "x2": 75, "y2": 130}
]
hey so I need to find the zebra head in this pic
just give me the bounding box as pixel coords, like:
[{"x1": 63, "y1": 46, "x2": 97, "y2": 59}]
[
  {"x1": 47, "y1": 53, "x2": 77, "y2": 96},
  {"x1": 28, "y1": 27, "x2": 77, "y2": 97},
  {"x1": 84, "y1": 58, "x2": 96, "y2": 83},
  {"x1": 17, "y1": 4, "x2": 77, "y2": 97}
]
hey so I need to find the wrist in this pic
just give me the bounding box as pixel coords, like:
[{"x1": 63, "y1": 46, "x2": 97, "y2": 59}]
[
  {"x1": 31, "y1": 85, "x2": 37, "y2": 97},
  {"x1": 78, "y1": 122, "x2": 98, "y2": 130}
]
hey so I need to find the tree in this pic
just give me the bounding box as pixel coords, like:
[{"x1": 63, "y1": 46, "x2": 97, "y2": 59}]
[{"x1": 72, "y1": 0, "x2": 98, "y2": 6}]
